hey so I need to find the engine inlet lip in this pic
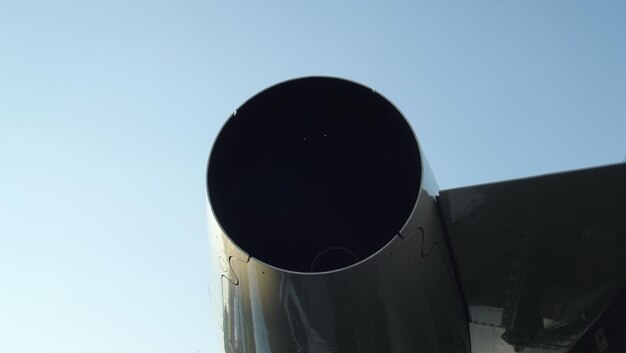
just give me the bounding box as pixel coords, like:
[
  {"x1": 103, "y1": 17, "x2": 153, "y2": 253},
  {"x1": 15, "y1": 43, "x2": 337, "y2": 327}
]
[{"x1": 206, "y1": 76, "x2": 423, "y2": 273}]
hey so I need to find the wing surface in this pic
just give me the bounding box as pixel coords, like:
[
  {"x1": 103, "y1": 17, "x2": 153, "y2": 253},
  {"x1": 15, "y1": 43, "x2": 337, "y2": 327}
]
[{"x1": 439, "y1": 163, "x2": 626, "y2": 353}]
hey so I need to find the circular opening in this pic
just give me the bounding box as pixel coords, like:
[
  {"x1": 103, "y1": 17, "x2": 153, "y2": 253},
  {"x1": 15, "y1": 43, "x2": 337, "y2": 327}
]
[{"x1": 207, "y1": 77, "x2": 421, "y2": 272}]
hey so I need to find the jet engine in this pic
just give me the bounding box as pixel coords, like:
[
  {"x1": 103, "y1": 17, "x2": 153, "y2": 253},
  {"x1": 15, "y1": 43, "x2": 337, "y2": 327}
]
[{"x1": 206, "y1": 77, "x2": 470, "y2": 353}]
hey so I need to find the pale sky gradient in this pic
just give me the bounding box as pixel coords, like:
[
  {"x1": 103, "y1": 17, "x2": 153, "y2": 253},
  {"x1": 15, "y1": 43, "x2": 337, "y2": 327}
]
[{"x1": 1, "y1": 1, "x2": 625, "y2": 352}]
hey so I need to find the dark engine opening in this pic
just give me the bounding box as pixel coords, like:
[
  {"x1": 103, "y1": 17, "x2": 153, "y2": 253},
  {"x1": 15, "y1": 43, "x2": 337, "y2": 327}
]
[{"x1": 207, "y1": 77, "x2": 422, "y2": 273}]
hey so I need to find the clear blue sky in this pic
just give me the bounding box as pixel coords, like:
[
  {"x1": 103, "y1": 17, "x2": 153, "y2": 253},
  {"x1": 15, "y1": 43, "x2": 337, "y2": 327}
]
[{"x1": 1, "y1": 1, "x2": 624, "y2": 352}]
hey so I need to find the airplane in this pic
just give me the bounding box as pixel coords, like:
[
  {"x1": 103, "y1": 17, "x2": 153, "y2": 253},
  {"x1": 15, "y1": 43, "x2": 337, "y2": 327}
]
[{"x1": 205, "y1": 76, "x2": 626, "y2": 353}]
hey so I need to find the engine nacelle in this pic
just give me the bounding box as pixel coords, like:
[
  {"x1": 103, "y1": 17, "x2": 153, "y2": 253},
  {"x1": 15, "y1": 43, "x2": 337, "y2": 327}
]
[{"x1": 206, "y1": 77, "x2": 469, "y2": 353}]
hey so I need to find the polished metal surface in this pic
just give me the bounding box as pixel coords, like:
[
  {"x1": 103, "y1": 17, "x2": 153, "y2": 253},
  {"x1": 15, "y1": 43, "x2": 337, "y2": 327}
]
[
  {"x1": 206, "y1": 77, "x2": 469, "y2": 353},
  {"x1": 207, "y1": 189, "x2": 469, "y2": 353},
  {"x1": 439, "y1": 163, "x2": 626, "y2": 353}
]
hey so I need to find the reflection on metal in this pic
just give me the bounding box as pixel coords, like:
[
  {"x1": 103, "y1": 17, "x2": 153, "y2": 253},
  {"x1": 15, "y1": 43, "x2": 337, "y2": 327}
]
[
  {"x1": 207, "y1": 191, "x2": 470, "y2": 353},
  {"x1": 440, "y1": 163, "x2": 626, "y2": 353}
]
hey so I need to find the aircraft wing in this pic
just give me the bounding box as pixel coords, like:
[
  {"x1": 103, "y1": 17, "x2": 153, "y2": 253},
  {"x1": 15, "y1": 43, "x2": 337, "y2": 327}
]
[{"x1": 439, "y1": 163, "x2": 626, "y2": 353}]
